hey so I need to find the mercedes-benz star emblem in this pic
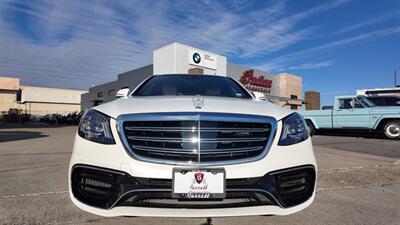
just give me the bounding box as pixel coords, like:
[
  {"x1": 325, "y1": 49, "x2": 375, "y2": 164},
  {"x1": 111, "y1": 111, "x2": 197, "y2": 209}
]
[
  {"x1": 193, "y1": 53, "x2": 201, "y2": 64},
  {"x1": 193, "y1": 95, "x2": 204, "y2": 109}
]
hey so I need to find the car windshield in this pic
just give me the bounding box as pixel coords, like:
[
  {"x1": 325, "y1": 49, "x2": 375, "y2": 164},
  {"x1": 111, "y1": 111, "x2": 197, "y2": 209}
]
[
  {"x1": 357, "y1": 96, "x2": 375, "y2": 107},
  {"x1": 132, "y1": 75, "x2": 253, "y2": 99}
]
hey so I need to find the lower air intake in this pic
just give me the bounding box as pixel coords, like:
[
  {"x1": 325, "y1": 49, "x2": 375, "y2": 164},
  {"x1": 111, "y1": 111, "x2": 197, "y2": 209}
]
[
  {"x1": 71, "y1": 166, "x2": 121, "y2": 208},
  {"x1": 274, "y1": 167, "x2": 316, "y2": 207}
]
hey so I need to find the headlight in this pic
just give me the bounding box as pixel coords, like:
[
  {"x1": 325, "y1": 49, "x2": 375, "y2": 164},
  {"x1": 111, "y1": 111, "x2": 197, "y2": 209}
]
[
  {"x1": 78, "y1": 110, "x2": 115, "y2": 144},
  {"x1": 278, "y1": 113, "x2": 309, "y2": 146}
]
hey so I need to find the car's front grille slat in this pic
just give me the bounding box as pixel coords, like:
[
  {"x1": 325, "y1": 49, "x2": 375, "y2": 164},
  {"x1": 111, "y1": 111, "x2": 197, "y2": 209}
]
[
  {"x1": 132, "y1": 145, "x2": 197, "y2": 153},
  {"x1": 200, "y1": 148, "x2": 262, "y2": 155},
  {"x1": 201, "y1": 127, "x2": 270, "y2": 132},
  {"x1": 133, "y1": 146, "x2": 197, "y2": 155},
  {"x1": 120, "y1": 113, "x2": 275, "y2": 165},
  {"x1": 125, "y1": 126, "x2": 197, "y2": 132},
  {"x1": 128, "y1": 136, "x2": 190, "y2": 143},
  {"x1": 126, "y1": 126, "x2": 269, "y2": 133},
  {"x1": 200, "y1": 146, "x2": 263, "y2": 152},
  {"x1": 128, "y1": 136, "x2": 267, "y2": 143}
]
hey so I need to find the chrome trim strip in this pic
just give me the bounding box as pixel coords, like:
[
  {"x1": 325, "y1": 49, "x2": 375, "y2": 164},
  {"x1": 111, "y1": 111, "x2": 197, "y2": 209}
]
[
  {"x1": 127, "y1": 136, "x2": 267, "y2": 143},
  {"x1": 109, "y1": 188, "x2": 282, "y2": 209},
  {"x1": 201, "y1": 146, "x2": 263, "y2": 152},
  {"x1": 131, "y1": 147, "x2": 197, "y2": 155},
  {"x1": 200, "y1": 148, "x2": 263, "y2": 154},
  {"x1": 110, "y1": 188, "x2": 282, "y2": 209},
  {"x1": 132, "y1": 145, "x2": 197, "y2": 153},
  {"x1": 197, "y1": 117, "x2": 201, "y2": 163},
  {"x1": 131, "y1": 145, "x2": 262, "y2": 153},
  {"x1": 116, "y1": 112, "x2": 277, "y2": 166},
  {"x1": 202, "y1": 127, "x2": 270, "y2": 132},
  {"x1": 125, "y1": 126, "x2": 269, "y2": 132},
  {"x1": 125, "y1": 126, "x2": 197, "y2": 132}
]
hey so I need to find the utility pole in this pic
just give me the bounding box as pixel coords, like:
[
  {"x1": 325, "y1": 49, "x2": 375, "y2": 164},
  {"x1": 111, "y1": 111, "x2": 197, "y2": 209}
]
[{"x1": 395, "y1": 69, "x2": 398, "y2": 87}]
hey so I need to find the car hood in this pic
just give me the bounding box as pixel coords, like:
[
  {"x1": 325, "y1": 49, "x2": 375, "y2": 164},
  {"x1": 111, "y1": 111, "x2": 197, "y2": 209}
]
[{"x1": 93, "y1": 96, "x2": 292, "y2": 121}]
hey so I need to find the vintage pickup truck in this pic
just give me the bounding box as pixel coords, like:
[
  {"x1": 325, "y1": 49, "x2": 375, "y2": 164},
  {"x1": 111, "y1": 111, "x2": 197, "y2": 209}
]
[{"x1": 301, "y1": 95, "x2": 400, "y2": 139}]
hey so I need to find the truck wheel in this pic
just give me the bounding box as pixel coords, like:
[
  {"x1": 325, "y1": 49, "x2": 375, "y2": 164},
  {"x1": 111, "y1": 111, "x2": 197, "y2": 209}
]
[
  {"x1": 306, "y1": 121, "x2": 315, "y2": 136},
  {"x1": 383, "y1": 120, "x2": 400, "y2": 139}
]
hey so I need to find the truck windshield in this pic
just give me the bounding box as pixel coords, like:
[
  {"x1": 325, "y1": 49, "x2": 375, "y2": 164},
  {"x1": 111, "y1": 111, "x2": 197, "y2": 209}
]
[
  {"x1": 132, "y1": 75, "x2": 253, "y2": 99},
  {"x1": 357, "y1": 96, "x2": 375, "y2": 108}
]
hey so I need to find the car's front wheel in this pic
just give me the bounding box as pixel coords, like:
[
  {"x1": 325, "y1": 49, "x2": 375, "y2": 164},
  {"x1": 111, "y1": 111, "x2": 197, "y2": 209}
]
[{"x1": 383, "y1": 120, "x2": 400, "y2": 139}]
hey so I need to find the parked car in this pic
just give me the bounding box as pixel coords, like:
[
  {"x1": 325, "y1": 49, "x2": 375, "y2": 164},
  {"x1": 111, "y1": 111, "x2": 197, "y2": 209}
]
[
  {"x1": 2, "y1": 108, "x2": 24, "y2": 123},
  {"x1": 31, "y1": 115, "x2": 43, "y2": 122},
  {"x1": 65, "y1": 111, "x2": 83, "y2": 125},
  {"x1": 366, "y1": 95, "x2": 400, "y2": 107},
  {"x1": 69, "y1": 74, "x2": 317, "y2": 217},
  {"x1": 39, "y1": 112, "x2": 83, "y2": 125},
  {"x1": 301, "y1": 95, "x2": 400, "y2": 139},
  {"x1": 39, "y1": 114, "x2": 53, "y2": 123}
]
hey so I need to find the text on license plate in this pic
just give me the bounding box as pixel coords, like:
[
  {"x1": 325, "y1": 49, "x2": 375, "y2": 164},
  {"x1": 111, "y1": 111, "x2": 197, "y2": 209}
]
[{"x1": 172, "y1": 168, "x2": 226, "y2": 199}]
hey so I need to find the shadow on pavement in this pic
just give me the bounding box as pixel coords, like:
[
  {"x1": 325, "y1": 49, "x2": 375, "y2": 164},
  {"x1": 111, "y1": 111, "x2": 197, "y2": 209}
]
[
  {"x1": 0, "y1": 131, "x2": 49, "y2": 142},
  {"x1": 0, "y1": 122, "x2": 76, "y2": 129}
]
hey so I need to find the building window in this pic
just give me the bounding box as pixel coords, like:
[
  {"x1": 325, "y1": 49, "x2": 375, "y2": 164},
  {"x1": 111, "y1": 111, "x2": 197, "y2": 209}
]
[
  {"x1": 97, "y1": 92, "x2": 103, "y2": 97},
  {"x1": 108, "y1": 89, "x2": 115, "y2": 96},
  {"x1": 291, "y1": 105, "x2": 297, "y2": 110},
  {"x1": 290, "y1": 95, "x2": 298, "y2": 99},
  {"x1": 11, "y1": 93, "x2": 17, "y2": 102},
  {"x1": 16, "y1": 89, "x2": 22, "y2": 102}
]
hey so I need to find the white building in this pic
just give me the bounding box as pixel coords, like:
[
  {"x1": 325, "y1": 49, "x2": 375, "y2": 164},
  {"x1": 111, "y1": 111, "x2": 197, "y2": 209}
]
[
  {"x1": 82, "y1": 42, "x2": 303, "y2": 110},
  {"x1": 0, "y1": 76, "x2": 84, "y2": 116}
]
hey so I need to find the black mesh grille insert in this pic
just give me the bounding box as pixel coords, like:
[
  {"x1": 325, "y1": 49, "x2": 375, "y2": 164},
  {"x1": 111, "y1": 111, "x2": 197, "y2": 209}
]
[
  {"x1": 274, "y1": 167, "x2": 316, "y2": 207},
  {"x1": 71, "y1": 166, "x2": 122, "y2": 208}
]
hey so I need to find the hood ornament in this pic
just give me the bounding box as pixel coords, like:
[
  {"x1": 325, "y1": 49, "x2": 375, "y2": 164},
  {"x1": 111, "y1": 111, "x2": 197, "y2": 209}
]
[{"x1": 193, "y1": 95, "x2": 204, "y2": 109}]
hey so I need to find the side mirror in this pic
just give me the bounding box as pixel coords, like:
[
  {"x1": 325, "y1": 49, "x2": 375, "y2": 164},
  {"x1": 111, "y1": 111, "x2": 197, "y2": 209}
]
[
  {"x1": 116, "y1": 88, "x2": 130, "y2": 98},
  {"x1": 253, "y1": 92, "x2": 265, "y2": 101}
]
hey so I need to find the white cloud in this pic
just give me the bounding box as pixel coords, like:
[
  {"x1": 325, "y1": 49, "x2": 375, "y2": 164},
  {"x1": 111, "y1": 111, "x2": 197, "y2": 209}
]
[
  {"x1": 312, "y1": 26, "x2": 400, "y2": 50},
  {"x1": 335, "y1": 10, "x2": 400, "y2": 34},
  {"x1": 285, "y1": 60, "x2": 335, "y2": 70},
  {"x1": 256, "y1": 26, "x2": 400, "y2": 72},
  {"x1": 0, "y1": 0, "x2": 351, "y2": 89}
]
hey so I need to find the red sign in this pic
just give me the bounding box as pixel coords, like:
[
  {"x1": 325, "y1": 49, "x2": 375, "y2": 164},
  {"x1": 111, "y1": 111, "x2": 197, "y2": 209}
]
[
  {"x1": 194, "y1": 173, "x2": 204, "y2": 184},
  {"x1": 239, "y1": 69, "x2": 273, "y2": 93}
]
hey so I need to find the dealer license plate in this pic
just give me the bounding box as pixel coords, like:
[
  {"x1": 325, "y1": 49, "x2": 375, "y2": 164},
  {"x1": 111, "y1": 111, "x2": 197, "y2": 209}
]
[{"x1": 172, "y1": 168, "x2": 226, "y2": 199}]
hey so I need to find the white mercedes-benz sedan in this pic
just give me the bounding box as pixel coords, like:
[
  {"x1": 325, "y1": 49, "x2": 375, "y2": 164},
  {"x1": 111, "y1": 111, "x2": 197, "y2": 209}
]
[{"x1": 69, "y1": 74, "x2": 317, "y2": 217}]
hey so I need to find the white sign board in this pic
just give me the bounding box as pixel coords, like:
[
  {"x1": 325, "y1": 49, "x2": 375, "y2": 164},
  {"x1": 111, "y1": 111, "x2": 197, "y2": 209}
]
[{"x1": 188, "y1": 49, "x2": 217, "y2": 70}]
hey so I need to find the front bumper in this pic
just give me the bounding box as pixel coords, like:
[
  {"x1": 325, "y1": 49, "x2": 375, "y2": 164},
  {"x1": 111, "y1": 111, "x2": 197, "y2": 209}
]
[
  {"x1": 71, "y1": 164, "x2": 315, "y2": 209},
  {"x1": 69, "y1": 119, "x2": 317, "y2": 217}
]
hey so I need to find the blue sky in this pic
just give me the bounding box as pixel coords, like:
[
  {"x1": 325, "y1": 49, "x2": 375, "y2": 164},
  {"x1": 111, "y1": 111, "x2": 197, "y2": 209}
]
[{"x1": 0, "y1": 0, "x2": 399, "y2": 106}]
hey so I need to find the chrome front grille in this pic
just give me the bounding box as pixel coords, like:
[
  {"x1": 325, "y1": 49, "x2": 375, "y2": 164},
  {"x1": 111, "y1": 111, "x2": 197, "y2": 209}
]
[{"x1": 117, "y1": 112, "x2": 277, "y2": 165}]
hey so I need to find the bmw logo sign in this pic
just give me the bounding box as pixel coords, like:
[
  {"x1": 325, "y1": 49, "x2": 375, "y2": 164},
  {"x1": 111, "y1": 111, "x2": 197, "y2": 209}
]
[{"x1": 193, "y1": 53, "x2": 201, "y2": 64}]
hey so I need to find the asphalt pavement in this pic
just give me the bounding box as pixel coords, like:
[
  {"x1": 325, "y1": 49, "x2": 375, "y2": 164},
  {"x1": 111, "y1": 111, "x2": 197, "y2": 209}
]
[{"x1": 0, "y1": 123, "x2": 399, "y2": 225}]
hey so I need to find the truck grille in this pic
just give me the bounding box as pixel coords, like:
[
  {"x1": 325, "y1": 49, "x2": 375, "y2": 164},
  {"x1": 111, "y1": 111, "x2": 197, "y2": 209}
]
[{"x1": 118, "y1": 112, "x2": 276, "y2": 165}]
